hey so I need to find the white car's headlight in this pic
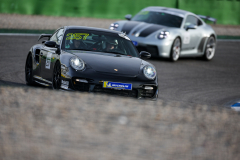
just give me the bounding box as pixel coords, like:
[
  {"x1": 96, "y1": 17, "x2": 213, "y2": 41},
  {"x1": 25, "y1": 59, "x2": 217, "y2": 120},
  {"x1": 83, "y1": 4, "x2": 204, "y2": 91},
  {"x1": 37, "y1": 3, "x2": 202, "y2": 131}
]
[
  {"x1": 158, "y1": 31, "x2": 170, "y2": 39},
  {"x1": 109, "y1": 23, "x2": 119, "y2": 30},
  {"x1": 70, "y1": 56, "x2": 85, "y2": 71},
  {"x1": 143, "y1": 65, "x2": 156, "y2": 80}
]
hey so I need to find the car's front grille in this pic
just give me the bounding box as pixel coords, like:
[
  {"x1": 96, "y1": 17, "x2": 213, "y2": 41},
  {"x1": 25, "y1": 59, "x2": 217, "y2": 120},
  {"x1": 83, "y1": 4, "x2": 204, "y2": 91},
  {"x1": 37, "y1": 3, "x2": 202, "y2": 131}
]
[
  {"x1": 136, "y1": 45, "x2": 159, "y2": 57},
  {"x1": 73, "y1": 82, "x2": 90, "y2": 91},
  {"x1": 72, "y1": 81, "x2": 138, "y2": 98},
  {"x1": 72, "y1": 79, "x2": 156, "y2": 98},
  {"x1": 139, "y1": 86, "x2": 157, "y2": 98}
]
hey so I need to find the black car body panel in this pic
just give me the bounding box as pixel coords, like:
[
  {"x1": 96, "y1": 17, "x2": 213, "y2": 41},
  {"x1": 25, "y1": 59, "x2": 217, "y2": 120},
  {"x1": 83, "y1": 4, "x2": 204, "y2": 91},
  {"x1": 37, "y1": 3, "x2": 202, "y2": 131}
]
[{"x1": 67, "y1": 51, "x2": 142, "y2": 76}]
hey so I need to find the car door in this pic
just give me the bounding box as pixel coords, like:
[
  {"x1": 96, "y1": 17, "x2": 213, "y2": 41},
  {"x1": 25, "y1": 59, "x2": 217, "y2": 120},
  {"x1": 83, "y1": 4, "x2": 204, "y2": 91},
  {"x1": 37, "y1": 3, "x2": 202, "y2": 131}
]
[
  {"x1": 181, "y1": 15, "x2": 202, "y2": 51},
  {"x1": 40, "y1": 28, "x2": 64, "y2": 82}
]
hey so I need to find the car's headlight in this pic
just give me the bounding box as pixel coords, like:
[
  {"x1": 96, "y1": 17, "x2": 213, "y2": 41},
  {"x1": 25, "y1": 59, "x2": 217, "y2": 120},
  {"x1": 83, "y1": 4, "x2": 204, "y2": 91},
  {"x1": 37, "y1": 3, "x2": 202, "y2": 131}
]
[
  {"x1": 109, "y1": 23, "x2": 119, "y2": 30},
  {"x1": 143, "y1": 65, "x2": 156, "y2": 80},
  {"x1": 158, "y1": 31, "x2": 170, "y2": 39},
  {"x1": 70, "y1": 56, "x2": 85, "y2": 71}
]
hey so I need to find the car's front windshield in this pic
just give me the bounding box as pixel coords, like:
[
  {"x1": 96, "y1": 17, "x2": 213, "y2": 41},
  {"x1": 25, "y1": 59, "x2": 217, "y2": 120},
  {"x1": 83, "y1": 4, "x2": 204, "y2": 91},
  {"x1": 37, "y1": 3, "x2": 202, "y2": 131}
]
[
  {"x1": 62, "y1": 29, "x2": 139, "y2": 57},
  {"x1": 131, "y1": 11, "x2": 183, "y2": 28}
]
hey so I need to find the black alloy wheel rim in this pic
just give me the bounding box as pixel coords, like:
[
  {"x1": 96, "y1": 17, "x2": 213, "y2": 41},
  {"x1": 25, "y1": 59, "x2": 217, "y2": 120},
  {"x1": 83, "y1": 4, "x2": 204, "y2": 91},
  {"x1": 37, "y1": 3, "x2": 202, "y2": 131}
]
[
  {"x1": 53, "y1": 62, "x2": 61, "y2": 89},
  {"x1": 25, "y1": 55, "x2": 32, "y2": 83}
]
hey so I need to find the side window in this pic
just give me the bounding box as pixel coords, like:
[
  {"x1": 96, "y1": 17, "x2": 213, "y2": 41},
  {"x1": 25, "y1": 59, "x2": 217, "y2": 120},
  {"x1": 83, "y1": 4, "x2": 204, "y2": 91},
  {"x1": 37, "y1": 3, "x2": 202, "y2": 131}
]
[
  {"x1": 197, "y1": 18, "x2": 203, "y2": 26},
  {"x1": 50, "y1": 28, "x2": 64, "y2": 45},
  {"x1": 184, "y1": 15, "x2": 198, "y2": 28}
]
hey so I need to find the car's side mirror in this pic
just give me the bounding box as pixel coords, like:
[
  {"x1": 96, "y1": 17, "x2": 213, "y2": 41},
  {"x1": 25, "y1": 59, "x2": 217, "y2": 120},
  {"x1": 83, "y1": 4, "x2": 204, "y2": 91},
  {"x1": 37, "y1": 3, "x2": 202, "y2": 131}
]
[
  {"x1": 185, "y1": 24, "x2": 197, "y2": 31},
  {"x1": 45, "y1": 41, "x2": 57, "y2": 48},
  {"x1": 139, "y1": 51, "x2": 151, "y2": 59},
  {"x1": 125, "y1": 14, "x2": 132, "y2": 20},
  {"x1": 56, "y1": 44, "x2": 60, "y2": 54}
]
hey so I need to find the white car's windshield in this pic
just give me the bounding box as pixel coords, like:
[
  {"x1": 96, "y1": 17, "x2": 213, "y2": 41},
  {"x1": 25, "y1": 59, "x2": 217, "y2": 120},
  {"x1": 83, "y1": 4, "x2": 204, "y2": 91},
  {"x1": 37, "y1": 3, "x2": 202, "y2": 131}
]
[
  {"x1": 62, "y1": 29, "x2": 139, "y2": 57},
  {"x1": 132, "y1": 11, "x2": 183, "y2": 28}
]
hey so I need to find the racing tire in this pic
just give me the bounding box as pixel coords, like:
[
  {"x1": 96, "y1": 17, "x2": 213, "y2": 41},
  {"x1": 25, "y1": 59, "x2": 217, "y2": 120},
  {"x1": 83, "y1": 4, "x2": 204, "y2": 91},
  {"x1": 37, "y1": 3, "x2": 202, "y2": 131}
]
[
  {"x1": 25, "y1": 54, "x2": 35, "y2": 85},
  {"x1": 203, "y1": 36, "x2": 216, "y2": 61},
  {"x1": 52, "y1": 61, "x2": 61, "y2": 89},
  {"x1": 170, "y1": 38, "x2": 181, "y2": 62}
]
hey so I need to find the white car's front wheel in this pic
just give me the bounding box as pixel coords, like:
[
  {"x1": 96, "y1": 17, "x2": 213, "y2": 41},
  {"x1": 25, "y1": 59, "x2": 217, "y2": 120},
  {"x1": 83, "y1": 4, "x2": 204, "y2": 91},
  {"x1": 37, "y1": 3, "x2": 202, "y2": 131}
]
[
  {"x1": 203, "y1": 36, "x2": 216, "y2": 61},
  {"x1": 170, "y1": 38, "x2": 181, "y2": 62}
]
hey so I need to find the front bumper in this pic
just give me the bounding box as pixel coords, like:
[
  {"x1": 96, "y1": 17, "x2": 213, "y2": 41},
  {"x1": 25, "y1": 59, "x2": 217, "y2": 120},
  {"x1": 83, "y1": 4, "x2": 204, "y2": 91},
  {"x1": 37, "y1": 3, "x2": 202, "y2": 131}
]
[
  {"x1": 61, "y1": 70, "x2": 158, "y2": 99},
  {"x1": 128, "y1": 35, "x2": 174, "y2": 58}
]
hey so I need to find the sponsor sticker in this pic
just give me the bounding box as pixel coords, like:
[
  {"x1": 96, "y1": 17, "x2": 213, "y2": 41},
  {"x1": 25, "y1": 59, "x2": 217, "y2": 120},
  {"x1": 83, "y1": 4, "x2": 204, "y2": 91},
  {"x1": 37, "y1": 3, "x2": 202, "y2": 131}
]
[
  {"x1": 132, "y1": 41, "x2": 138, "y2": 46},
  {"x1": 66, "y1": 33, "x2": 89, "y2": 40},
  {"x1": 103, "y1": 81, "x2": 132, "y2": 90},
  {"x1": 183, "y1": 32, "x2": 191, "y2": 44},
  {"x1": 45, "y1": 52, "x2": 52, "y2": 69}
]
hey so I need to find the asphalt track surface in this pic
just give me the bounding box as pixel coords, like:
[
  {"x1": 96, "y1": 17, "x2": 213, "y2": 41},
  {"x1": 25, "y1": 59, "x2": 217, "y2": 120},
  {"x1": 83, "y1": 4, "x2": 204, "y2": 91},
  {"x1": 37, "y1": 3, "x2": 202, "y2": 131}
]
[{"x1": 0, "y1": 35, "x2": 239, "y2": 107}]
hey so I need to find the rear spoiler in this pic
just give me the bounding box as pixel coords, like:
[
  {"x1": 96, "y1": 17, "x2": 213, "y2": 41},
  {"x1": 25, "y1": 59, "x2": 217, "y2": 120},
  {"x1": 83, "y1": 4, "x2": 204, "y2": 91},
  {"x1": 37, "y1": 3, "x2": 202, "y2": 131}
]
[
  {"x1": 197, "y1": 15, "x2": 217, "y2": 24},
  {"x1": 38, "y1": 34, "x2": 52, "y2": 41}
]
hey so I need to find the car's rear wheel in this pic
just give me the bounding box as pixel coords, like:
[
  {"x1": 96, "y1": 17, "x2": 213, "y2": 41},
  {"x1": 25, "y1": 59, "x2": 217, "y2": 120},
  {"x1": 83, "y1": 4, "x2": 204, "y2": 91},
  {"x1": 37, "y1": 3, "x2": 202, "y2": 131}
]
[
  {"x1": 52, "y1": 61, "x2": 61, "y2": 89},
  {"x1": 170, "y1": 38, "x2": 181, "y2": 62},
  {"x1": 203, "y1": 36, "x2": 216, "y2": 61},
  {"x1": 25, "y1": 54, "x2": 35, "y2": 85}
]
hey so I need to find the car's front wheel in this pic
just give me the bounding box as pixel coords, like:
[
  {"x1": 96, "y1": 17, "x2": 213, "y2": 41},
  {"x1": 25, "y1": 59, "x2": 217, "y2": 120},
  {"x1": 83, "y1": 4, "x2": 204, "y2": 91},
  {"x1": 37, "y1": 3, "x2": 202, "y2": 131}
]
[
  {"x1": 25, "y1": 53, "x2": 35, "y2": 85},
  {"x1": 52, "y1": 61, "x2": 61, "y2": 89},
  {"x1": 203, "y1": 36, "x2": 216, "y2": 61},
  {"x1": 170, "y1": 38, "x2": 181, "y2": 62}
]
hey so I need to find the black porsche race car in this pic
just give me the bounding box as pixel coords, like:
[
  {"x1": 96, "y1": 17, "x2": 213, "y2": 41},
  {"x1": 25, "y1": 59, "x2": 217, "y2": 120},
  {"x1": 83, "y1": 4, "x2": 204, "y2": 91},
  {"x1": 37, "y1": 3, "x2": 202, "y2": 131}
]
[{"x1": 25, "y1": 26, "x2": 158, "y2": 99}]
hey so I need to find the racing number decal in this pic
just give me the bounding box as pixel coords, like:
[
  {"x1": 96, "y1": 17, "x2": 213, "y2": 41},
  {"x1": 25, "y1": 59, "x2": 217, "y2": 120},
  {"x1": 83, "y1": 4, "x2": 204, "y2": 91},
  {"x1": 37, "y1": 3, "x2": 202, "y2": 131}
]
[
  {"x1": 45, "y1": 52, "x2": 52, "y2": 69},
  {"x1": 66, "y1": 33, "x2": 89, "y2": 40},
  {"x1": 183, "y1": 33, "x2": 190, "y2": 44}
]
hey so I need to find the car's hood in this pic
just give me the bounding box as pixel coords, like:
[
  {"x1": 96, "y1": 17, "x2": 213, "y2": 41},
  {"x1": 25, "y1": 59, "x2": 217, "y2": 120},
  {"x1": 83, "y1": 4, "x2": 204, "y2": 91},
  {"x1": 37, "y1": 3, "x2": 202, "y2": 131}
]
[
  {"x1": 67, "y1": 50, "x2": 142, "y2": 76},
  {"x1": 120, "y1": 21, "x2": 169, "y2": 37}
]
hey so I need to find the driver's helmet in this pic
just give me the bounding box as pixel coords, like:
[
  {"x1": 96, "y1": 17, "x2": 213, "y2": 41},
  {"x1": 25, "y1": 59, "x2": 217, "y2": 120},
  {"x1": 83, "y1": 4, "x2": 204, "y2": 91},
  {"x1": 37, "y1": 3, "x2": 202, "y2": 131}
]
[
  {"x1": 72, "y1": 39, "x2": 81, "y2": 48},
  {"x1": 73, "y1": 39, "x2": 81, "y2": 44},
  {"x1": 106, "y1": 38, "x2": 118, "y2": 49}
]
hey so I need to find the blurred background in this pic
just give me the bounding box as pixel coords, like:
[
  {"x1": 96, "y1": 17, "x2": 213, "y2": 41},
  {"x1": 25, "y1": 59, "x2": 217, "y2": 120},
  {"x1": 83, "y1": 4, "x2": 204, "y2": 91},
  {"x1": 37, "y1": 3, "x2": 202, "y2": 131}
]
[{"x1": 1, "y1": 0, "x2": 240, "y2": 25}]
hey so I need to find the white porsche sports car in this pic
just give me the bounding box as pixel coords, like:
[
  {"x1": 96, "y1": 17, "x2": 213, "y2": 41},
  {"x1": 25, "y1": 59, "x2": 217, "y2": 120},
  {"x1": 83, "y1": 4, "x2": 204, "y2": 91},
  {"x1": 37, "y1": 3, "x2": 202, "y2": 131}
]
[{"x1": 110, "y1": 6, "x2": 217, "y2": 61}]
